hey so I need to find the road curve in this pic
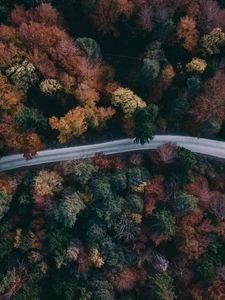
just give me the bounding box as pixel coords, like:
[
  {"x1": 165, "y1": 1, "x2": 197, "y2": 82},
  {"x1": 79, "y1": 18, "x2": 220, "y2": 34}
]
[{"x1": 1, "y1": 135, "x2": 225, "y2": 172}]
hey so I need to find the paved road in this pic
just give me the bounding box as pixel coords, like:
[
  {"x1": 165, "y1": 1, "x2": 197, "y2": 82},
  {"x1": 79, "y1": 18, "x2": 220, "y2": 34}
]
[{"x1": 1, "y1": 135, "x2": 225, "y2": 172}]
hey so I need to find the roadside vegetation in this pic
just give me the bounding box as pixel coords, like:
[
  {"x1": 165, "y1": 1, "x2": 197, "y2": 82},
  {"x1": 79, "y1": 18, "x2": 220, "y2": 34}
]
[
  {"x1": 1, "y1": 1, "x2": 225, "y2": 158},
  {"x1": 0, "y1": 145, "x2": 225, "y2": 299}
]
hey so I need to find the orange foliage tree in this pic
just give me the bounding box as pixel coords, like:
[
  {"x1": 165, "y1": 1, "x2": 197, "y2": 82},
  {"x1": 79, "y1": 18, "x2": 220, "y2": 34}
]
[
  {"x1": 0, "y1": 4, "x2": 116, "y2": 153},
  {"x1": 176, "y1": 16, "x2": 199, "y2": 51}
]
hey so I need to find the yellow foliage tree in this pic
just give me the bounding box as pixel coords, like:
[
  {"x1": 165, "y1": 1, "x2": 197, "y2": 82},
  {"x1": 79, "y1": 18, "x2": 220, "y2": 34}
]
[
  {"x1": 33, "y1": 170, "x2": 63, "y2": 198},
  {"x1": 50, "y1": 106, "x2": 115, "y2": 143},
  {"x1": 111, "y1": 87, "x2": 146, "y2": 115}
]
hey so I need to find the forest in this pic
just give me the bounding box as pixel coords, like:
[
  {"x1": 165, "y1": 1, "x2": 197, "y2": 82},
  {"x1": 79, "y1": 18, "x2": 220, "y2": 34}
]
[
  {"x1": 1, "y1": 1, "x2": 225, "y2": 299},
  {"x1": 0, "y1": 145, "x2": 225, "y2": 299},
  {"x1": 1, "y1": 0, "x2": 225, "y2": 157}
]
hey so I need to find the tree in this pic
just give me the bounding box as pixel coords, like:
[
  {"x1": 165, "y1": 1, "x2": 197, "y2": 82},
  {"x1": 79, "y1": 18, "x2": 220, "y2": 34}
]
[
  {"x1": 86, "y1": 224, "x2": 106, "y2": 245},
  {"x1": 0, "y1": 188, "x2": 12, "y2": 221},
  {"x1": 149, "y1": 209, "x2": 176, "y2": 237},
  {"x1": 189, "y1": 71, "x2": 225, "y2": 123},
  {"x1": 50, "y1": 106, "x2": 115, "y2": 143},
  {"x1": 148, "y1": 270, "x2": 176, "y2": 300},
  {"x1": 186, "y1": 176, "x2": 212, "y2": 209},
  {"x1": 198, "y1": 0, "x2": 225, "y2": 33},
  {"x1": 114, "y1": 213, "x2": 140, "y2": 243},
  {"x1": 15, "y1": 107, "x2": 48, "y2": 134},
  {"x1": 128, "y1": 194, "x2": 144, "y2": 213},
  {"x1": 89, "y1": 279, "x2": 115, "y2": 300},
  {"x1": 187, "y1": 76, "x2": 201, "y2": 94},
  {"x1": 175, "y1": 147, "x2": 197, "y2": 177},
  {"x1": 39, "y1": 79, "x2": 62, "y2": 95},
  {"x1": 33, "y1": 170, "x2": 63, "y2": 200},
  {"x1": 5, "y1": 59, "x2": 39, "y2": 91},
  {"x1": 209, "y1": 194, "x2": 225, "y2": 221},
  {"x1": 195, "y1": 255, "x2": 216, "y2": 285},
  {"x1": 108, "y1": 267, "x2": 137, "y2": 292},
  {"x1": 186, "y1": 58, "x2": 207, "y2": 74},
  {"x1": 140, "y1": 59, "x2": 160, "y2": 83},
  {"x1": 111, "y1": 87, "x2": 147, "y2": 115},
  {"x1": 60, "y1": 159, "x2": 98, "y2": 185},
  {"x1": 111, "y1": 170, "x2": 127, "y2": 192},
  {"x1": 176, "y1": 16, "x2": 199, "y2": 51},
  {"x1": 199, "y1": 28, "x2": 225, "y2": 57},
  {"x1": 145, "y1": 175, "x2": 165, "y2": 215},
  {"x1": 175, "y1": 191, "x2": 198, "y2": 215},
  {"x1": 128, "y1": 166, "x2": 150, "y2": 187},
  {"x1": 56, "y1": 192, "x2": 86, "y2": 228},
  {"x1": 150, "y1": 143, "x2": 177, "y2": 165},
  {"x1": 83, "y1": 0, "x2": 134, "y2": 36},
  {"x1": 133, "y1": 104, "x2": 158, "y2": 144},
  {"x1": 0, "y1": 73, "x2": 24, "y2": 111},
  {"x1": 49, "y1": 107, "x2": 88, "y2": 143},
  {"x1": 76, "y1": 37, "x2": 101, "y2": 59},
  {"x1": 92, "y1": 178, "x2": 112, "y2": 201},
  {"x1": 201, "y1": 118, "x2": 222, "y2": 137}
]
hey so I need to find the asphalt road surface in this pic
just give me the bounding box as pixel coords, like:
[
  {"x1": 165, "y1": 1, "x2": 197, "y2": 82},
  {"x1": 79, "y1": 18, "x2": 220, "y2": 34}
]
[{"x1": 1, "y1": 135, "x2": 225, "y2": 172}]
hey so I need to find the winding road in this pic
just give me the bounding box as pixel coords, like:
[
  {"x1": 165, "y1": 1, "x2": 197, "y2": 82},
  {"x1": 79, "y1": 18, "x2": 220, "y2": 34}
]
[{"x1": 1, "y1": 135, "x2": 225, "y2": 172}]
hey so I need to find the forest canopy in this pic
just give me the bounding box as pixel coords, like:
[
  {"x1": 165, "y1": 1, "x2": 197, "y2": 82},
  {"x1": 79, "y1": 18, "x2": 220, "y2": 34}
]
[
  {"x1": 0, "y1": 146, "x2": 225, "y2": 299},
  {"x1": 1, "y1": 0, "x2": 225, "y2": 157}
]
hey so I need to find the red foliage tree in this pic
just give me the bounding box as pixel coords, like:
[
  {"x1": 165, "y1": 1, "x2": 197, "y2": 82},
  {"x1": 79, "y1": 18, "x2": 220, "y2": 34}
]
[
  {"x1": 108, "y1": 267, "x2": 137, "y2": 292},
  {"x1": 150, "y1": 143, "x2": 177, "y2": 165},
  {"x1": 94, "y1": 153, "x2": 112, "y2": 170},
  {"x1": 178, "y1": 210, "x2": 209, "y2": 260},
  {"x1": 84, "y1": 0, "x2": 134, "y2": 36},
  {"x1": 189, "y1": 71, "x2": 225, "y2": 123},
  {"x1": 145, "y1": 175, "x2": 165, "y2": 215},
  {"x1": 186, "y1": 176, "x2": 211, "y2": 208}
]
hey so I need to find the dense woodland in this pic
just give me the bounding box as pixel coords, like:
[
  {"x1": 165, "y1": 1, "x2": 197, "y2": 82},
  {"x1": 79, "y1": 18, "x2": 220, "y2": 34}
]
[
  {"x1": 0, "y1": 145, "x2": 225, "y2": 299},
  {"x1": 1, "y1": 1, "x2": 225, "y2": 299},
  {"x1": 1, "y1": 0, "x2": 225, "y2": 157}
]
